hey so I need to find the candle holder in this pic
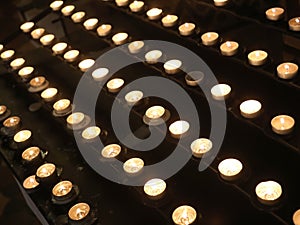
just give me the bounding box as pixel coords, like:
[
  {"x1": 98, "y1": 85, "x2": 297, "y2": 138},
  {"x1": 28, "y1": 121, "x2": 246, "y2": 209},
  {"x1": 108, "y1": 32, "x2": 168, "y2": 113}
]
[
  {"x1": 23, "y1": 175, "x2": 40, "y2": 194},
  {"x1": 66, "y1": 112, "x2": 91, "y2": 130},
  {"x1": 13, "y1": 129, "x2": 32, "y2": 149},
  {"x1": 68, "y1": 202, "x2": 97, "y2": 225},
  {"x1": 35, "y1": 163, "x2": 58, "y2": 186},
  {"x1": 21, "y1": 146, "x2": 43, "y2": 167},
  {"x1": 28, "y1": 76, "x2": 49, "y2": 93},
  {"x1": 143, "y1": 105, "x2": 170, "y2": 126},
  {"x1": 53, "y1": 99, "x2": 73, "y2": 117},
  {"x1": 1, "y1": 116, "x2": 21, "y2": 138},
  {"x1": 169, "y1": 120, "x2": 190, "y2": 139},
  {"x1": 185, "y1": 71, "x2": 205, "y2": 86},
  {"x1": 0, "y1": 105, "x2": 11, "y2": 122},
  {"x1": 51, "y1": 180, "x2": 79, "y2": 205}
]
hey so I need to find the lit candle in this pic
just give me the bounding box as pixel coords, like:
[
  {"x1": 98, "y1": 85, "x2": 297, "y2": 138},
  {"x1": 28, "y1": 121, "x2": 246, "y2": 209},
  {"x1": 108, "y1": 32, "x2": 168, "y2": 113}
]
[
  {"x1": 36, "y1": 163, "x2": 56, "y2": 178},
  {"x1": 20, "y1": 21, "x2": 34, "y2": 33},
  {"x1": 161, "y1": 15, "x2": 178, "y2": 27},
  {"x1": 71, "y1": 11, "x2": 86, "y2": 23},
  {"x1": 271, "y1": 115, "x2": 295, "y2": 135},
  {"x1": 106, "y1": 78, "x2": 124, "y2": 93},
  {"x1": 10, "y1": 57, "x2": 25, "y2": 70},
  {"x1": 18, "y1": 66, "x2": 34, "y2": 79},
  {"x1": 164, "y1": 59, "x2": 182, "y2": 74},
  {"x1": 178, "y1": 23, "x2": 196, "y2": 36},
  {"x1": 23, "y1": 175, "x2": 39, "y2": 190},
  {"x1": 146, "y1": 8, "x2": 162, "y2": 20},
  {"x1": 61, "y1": 5, "x2": 75, "y2": 16},
  {"x1": 3, "y1": 116, "x2": 20, "y2": 128},
  {"x1": 218, "y1": 158, "x2": 243, "y2": 181},
  {"x1": 53, "y1": 99, "x2": 71, "y2": 114},
  {"x1": 169, "y1": 120, "x2": 190, "y2": 138},
  {"x1": 115, "y1": 0, "x2": 128, "y2": 7},
  {"x1": 145, "y1": 106, "x2": 165, "y2": 120},
  {"x1": 40, "y1": 34, "x2": 55, "y2": 46},
  {"x1": 52, "y1": 180, "x2": 73, "y2": 197},
  {"x1": 211, "y1": 84, "x2": 231, "y2": 100},
  {"x1": 128, "y1": 41, "x2": 144, "y2": 54},
  {"x1": 185, "y1": 71, "x2": 205, "y2": 86},
  {"x1": 92, "y1": 67, "x2": 109, "y2": 81},
  {"x1": 129, "y1": 1, "x2": 144, "y2": 12},
  {"x1": 289, "y1": 17, "x2": 300, "y2": 31},
  {"x1": 293, "y1": 209, "x2": 300, "y2": 225},
  {"x1": 172, "y1": 205, "x2": 197, "y2": 225},
  {"x1": 83, "y1": 18, "x2": 98, "y2": 30},
  {"x1": 14, "y1": 129, "x2": 32, "y2": 143},
  {"x1": 97, "y1": 24, "x2": 112, "y2": 37},
  {"x1": 64, "y1": 49, "x2": 79, "y2": 62},
  {"x1": 50, "y1": 0, "x2": 63, "y2": 11},
  {"x1": 82, "y1": 126, "x2": 101, "y2": 140},
  {"x1": 125, "y1": 90, "x2": 143, "y2": 105},
  {"x1": 239, "y1": 100, "x2": 262, "y2": 119},
  {"x1": 67, "y1": 112, "x2": 85, "y2": 126},
  {"x1": 52, "y1": 42, "x2": 68, "y2": 54},
  {"x1": 30, "y1": 76, "x2": 46, "y2": 88},
  {"x1": 143, "y1": 178, "x2": 166, "y2": 197},
  {"x1": 201, "y1": 32, "x2": 219, "y2": 46},
  {"x1": 0, "y1": 105, "x2": 7, "y2": 116},
  {"x1": 255, "y1": 180, "x2": 282, "y2": 205},
  {"x1": 78, "y1": 59, "x2": 95, "y2": 72},
  {"x1": 265, "y1": 7, "x2": 284, "y2": 21},
  {"x1": 123, "y1": 157, "x2": 144, "y2": 174},
  {"x1": 41, "y1": 87, "x2": 58, "y2": 102},
  {"x1": 31, "y1": 28, "x2": 45, "y2": 39},
  {"x1": 101, "y1": 144, "x2": 121, "y2": 158},
  {"x1": 220, "y1": 41, "x2": 239, "y2": 56},
  {"x1": 190, "y1": 138, "x2": 212, "y2": 158},
  {"x1": 248, "y1": 50, "x2": 268, "y2": 66},
  {"x1": 214, "y1": 0, "x2": 228, "y2": 6},
  {"x1": 22, "y1": 146, "x2": 40, "y2": 162},
  {"x1": 68, "y1": 203, "x2": 90, "y2": 221},
  {"x1": 112, "y1": 32, "x2": 128, "y2": 45},
  {"x1": 1, "y1": 49, "x2": 15, "y2": 61},
  {"x1": 145, "y1": 50, "x2": 162, "y2": 64},
  {"x1": 277, "y1": 62, "x2": 298, "y2": 79},
  {"x1": 0, "y1": 44, "x2": 3, "y2": 52}
]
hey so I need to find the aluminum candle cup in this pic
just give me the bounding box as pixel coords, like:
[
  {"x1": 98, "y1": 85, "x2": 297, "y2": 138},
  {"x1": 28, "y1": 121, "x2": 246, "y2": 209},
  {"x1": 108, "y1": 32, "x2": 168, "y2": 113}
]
[
  {"x1": 211, "y1": 84, "x2": 231, "y2": 100},
  {"x1": 143, "y1": 178, "x2": 166, "y2": 199},
  {"x1": 172, "y1": 205, "x2": 197, "y2": 225},
  {"x1": 1, "y1": 50, "x2": 15, "y2": 61},
  {"x1": 101, "y1": 144, "x2": 121, "y2": 158},
  {"x1": 201, "y1": 32, "x2": 219, "y2": 46},
  {"x1": 106, "y1": 78, "x2": 124, "y2": 93},
  {"x1": 23, "y1": 175, "x2": 39, "y2": 191},
  {"x1": 248, "y1": 50, "x2": 268, "y2": 66},
  {"x1": 123, "y1": 158, "x2": 144, "y2": 174},
  {"x1": 31, "y1": 28, "x2": 45, "y2": 39},
  {"x1": 53, "y1": 99, "x2": 72, "y2": 115},
  {"x1": 271, "y1": 115, "x2": 295, "y2": 135},
  {"x1": 52, "y1": 180, "x2": 77, "y2": 204},
  {"x1": 169, "y1": 120, "x2": 190, "y2": 139},
  {"x1": 162, "y1": 15, "x2": 178, "y2": 27},
  {"x1": 52, "y1": 42, "x2": 68, "y2": 54},
  {"x1": 239, "y1": 100, "x2": 262, "y2": 119},
  {"x1": 68, "y1": 203, "x2": 91, "y2": 222},
  {"x1": 185, "y1": 71, "x2": 205, "y2": 86},
  {"x1": 190, "y1": 138, "x2": 212, "y2": 158},
  {"x1": 178, "y1": 23, "x2": 196, "y2": 36},
  {"x1": 83, "y1": 18, "x2": 99, "y2": 30},
  {"x1": 218, "y1": 158, "x2": 243, "y2": 181},
  {"x1": 41, "y1": 88, "x2": 58, "y2": 102},
  {"x1": 255, "y1": 181, "x2": 282, "y2": 205},
  {"x1": 29, "y1": 76, "x2": 48, "y2": 93},
  {"x1": 146, "y1": 8, "x2": 162, "y2": 20},
  {"x1": 129, "y1": 1, "x2": 144, "y2": 12},
  {"x1": 112, "y1": 32, "x2": 128, "y2": 45},
  {"x1": 10, "y1": 58, "x2": 25, "y2": 70},
  {"x1": 64, "y1": 50, "x2": 80, "y2": 62},
  {"x1": 61, "y1": 5, "x2": 75, "y2": 16},
  {"x1": 164, "y1": 59, "x2": 182, "y2": 74},
  {"x1": 97, "y1": 24, "x2": 112, "y2": 37},
  {"x1": 18, "y1": 66, "x2": 34, "y2": 79},
  {"x1": 128, "y1": 41, "x2": 144, "y2": 54},
  {"x1": 220, "y1": 41, "x2": 239, "y2": 56},
  {"x1": 40, "y1": 34, "x2": 55, "y2": 46},
  {"x1": 125, "y1": 90, "x2": 143, "y2": 106},
  {"x1": 20, "y1": 22, "x2": 34, "y2": 33},
  {"x1": 277, "y1": 62, "x2": 298, "y2": 79},
  {"x1": 22, "y1": 146, "x2": 42, "y2": 165},
  {"x1": 145, "y1": 50, "x2": 162, "y2": 64},
  {"x1": 78, "y1": 59, "x2": 95, "y2": 72},
  {"x1": 50, "y1": 0, "x2": 63, "y2": 11},
  {"x1": 13, "y1": 129, "x2": 32, "y2": 149},
  {"x1": 71, "y1": 11, "x2": 86, "y2": 23},
  {"x1": 265, "y1": 7, "x2": 284, "y2": 21},
  {"x1": 214, "y1": 0, "x2": 228, "y2": 6},
  {"x1": 82, "y1": 126, "x2": 101, "y2": 141},
  {"x1": 36, "y1": 163, "x2": 57, "y2": 184},
  {"x1": 289, "y1": 17, "x2": 300, "y2": 31}
]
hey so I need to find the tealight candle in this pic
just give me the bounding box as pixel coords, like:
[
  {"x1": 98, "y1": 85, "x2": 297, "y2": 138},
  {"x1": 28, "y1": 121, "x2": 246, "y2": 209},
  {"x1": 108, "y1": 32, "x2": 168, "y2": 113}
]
[
  {"x1": 220, "y1": 41, "x2": 239, "y2": 56},
  {"x1": 248, "y1": 50, "x2": 268, "y2": 66},
  {"x1": 82, "y1": 126, "x2": 101, "y2": 140},
  {"x1": 172, "y1": 205, "x2": 197, "y2": 225},
  {"x1": 289, "y1": 17, "x2": 300, "y2": 31},
  {"x1": 128, "y1": 41, "x2": 144, "y2": 54},
  {"x1": 214, "y1": 0, "x2": 228, "y2": 6},
  {"x1": 265, "y1": 7, "x2": 284, "y2": 21},
  {"x1": 293, "y1": 209, "x2": 300, "y2": 225},
  {"x1": 201, "y1": 32, "x2": 219, "y2": 46},
  {"x1": 10, "y1": 58, "x2": 25, "y2": 70},
  {"x1": 0, "y1": 44, "x2": 3, "y2": 52},
  {"x1": 64, "y1": 50, "x2": 79, "y2": 62},
  {"x1": 67, "y1": 112, "x2": 85, "y2": 126},
  {"x1": 92, "y1": 68, "x2": 109, "y2": 81},
  {"x1": 50, "y1": 0, "x2": 63, "y2": 11},
  {"x1": 61, "y1": 5, "x2": 75, "y2": 16},
  {"x1": 178, "y1": 23, "x2": 196, "y2": 36},
  {"x1": 115, "y1": 0, "x2": 128, "y2": 7},
  {"x1": 23, "y1": 175, "x2": 39, "y2": 190},
  {"x1": 20, "y1": 21, "x2": 34, "y2": 33},
  {"x1": 277, "y1": 62, "x2": 298, "y2": 79},
  {"x1": 1, "y1": 49, "x2": 15, "y2": 61},
  {"x1": 106, "y1": 78, "x2": 124, "y2": 93},
  {"x1": 78, "y1": 59, "x2": 95, "y2": 72},
  {"x1": 123, "y1": 158, "x2": 144, "y2": 174},
  {"x1": 190, "y1": 138, "x2": 212, "y2": 158},
  {"x1": 145, "y1": 50, "x2": 162, "y2": 64},
  {"x1": 255, "y1": 180, "x2": 282, "y2": 205},
  {"x1": 185, "y1": 71, "x2": 205, "y2": 86},
  {"x1": 101, "y1": 144, "x2": 121, "y2": 158},
  {"x1": 146, "y1": 8, "x2": 163, "y2": 20},
  {"x1": 83, "y1": 18, "x2": 98, "y2": 30},
  {"x1": 52, "y1": 180, "x2": 73, "y2": 197},
  {"x1": 211, "y1": 84, "x2": 231, "y2": 100},
  {"x1": 129, "y1": 1, "x2": 144, "y2": 12},
  {"x1": 68, "y1": 203, "x2": 90, "y2": 221},
  {"x1": 52, "y1": 42, "x2": 68, "y2": 54},
  {"x1": 218, "y1": 158, "x2": 243, "y2": 181},
  {"x1": 71, "y1": 11, "x2": 86, "y2": 23},
  {"x1": 0, "y1": 105, "x2": 7, "y2": 116},
  {"x1": 18, "y1": 66, "x2": 34, "y2": 79},
  {"x1": 30, "y1": 76, "x2": 46, "y2": 88},
  {"x1": 161, "y1": 15, "x2": 178, "y2": 27},
  {"x1": 14, "y1": 129, "x2": 31, "y2": 143},
  {"x1": 239, "y1": 100, "x2": 262, "y2": 118},
  {"x1": 97, "y1": 24, "x2": 112, "y2": 37},
  {"x1": 36, "y1": 163, "x2": 56, "y2": 179},
  {"x1": 169, "y1": 120, "x2": 190, "y2": 138},
  {"x1": 112, "y1": 32, "x2": 128, "y2": 45},
  {"x1": 31, "y1": 28, "x2": 45, "y2": 39},
  {"x1": 164, "y1": 59, "x2": 182, "y2": 74},
  {"x1": 271, "y1": 115, "x2": 295, "y2": 135},
  {"x1": 22, "y1": 146, "x2": 40, "y2": 162},
  {"x1": 145, "y1": 106, "x2": 165, "y2": 120},
  {"x1": 143, "y1": 178, "x2": 166, "y2": 197},
  {"x1": 41, "y1": 88, "x2": 58, "y2": 102},
  {"x1": 53, "y1": 99, "x2": 71, "y2": 114},
  {"x1": 40, "y1": 34, "x2": 55, "y2": 46},
  {"x1": 3, "y1": 116, "x2": 21, "y2": 128},
  {"x1": 125, "y1": 90, "x2": 143, "y2": 105}
]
